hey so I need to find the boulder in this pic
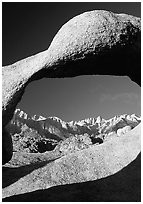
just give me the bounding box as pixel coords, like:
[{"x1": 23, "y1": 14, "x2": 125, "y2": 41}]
[
  {"x1": 2, "y1": 10, "x2": 140, "y2": 164},
  {"x1": 55, "y1": 134, "x2": 92, "y2": 155},
  {"x1": 117, "y1": 125, "x2": 132, "y2": 136}
]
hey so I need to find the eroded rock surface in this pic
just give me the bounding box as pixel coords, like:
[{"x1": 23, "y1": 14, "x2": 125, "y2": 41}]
[
  {"x1": 2, "y1": 123, "x2": 141, "y2": 199},
  {"x1": 117, "y1": 125, "x2": 132, "y2": 136},
  {"x1": 2, "y1": 10, "x2": 141, "y2": 166}
]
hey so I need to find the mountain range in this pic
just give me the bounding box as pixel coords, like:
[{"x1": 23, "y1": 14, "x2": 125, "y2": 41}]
[{"x1": 6, "y1": 109, "x2": 141, "y2": 142}]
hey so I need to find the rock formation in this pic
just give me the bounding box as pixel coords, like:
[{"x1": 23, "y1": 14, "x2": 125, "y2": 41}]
[
  {"x1": 49, "y1": 124, "x2": 140, "y2": 187},
  {"x1": 2, "y1": 123, "x2": 141, "y2": 199},
  {"x1": 2, "y1": 10, "x2": 141, "y2": 170},
  {"x1": 55, "y1": 134, "x2": 92, "y2": 155},
  {"x1": 6, "y1": 109, "x2": 140, "y2": 154},
  {"x1": 3, "y1": 152, "x2": 141, "y2": 202},
  {"x1": 7, "y1": 109, "x2": 141, "y2": 139},
  {"x1": 117, "y1": 125, "x2": 132, "y2": 136}
]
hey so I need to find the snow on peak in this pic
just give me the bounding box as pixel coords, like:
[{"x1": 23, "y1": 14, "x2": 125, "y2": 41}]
[
  {"x1": 96, "y1": 116, "x2": 103, "y2": 123},
  {"x1": 49, "y1": 116, "x2": 63, "y2": 123},
  {"x1": 32, "y1": 115, "x2": 46, "y2": 121},
  {"x1": 15, "y1": 109, "x2": 28, "y2": 120},
  {"x1": 14, "y1": 109, "x2": 140, "y2": 131}
]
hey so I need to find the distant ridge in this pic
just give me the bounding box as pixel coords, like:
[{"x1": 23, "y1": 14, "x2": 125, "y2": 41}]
[{"x1": 6, "y1": 108, "x2": 141, "y2": 141}]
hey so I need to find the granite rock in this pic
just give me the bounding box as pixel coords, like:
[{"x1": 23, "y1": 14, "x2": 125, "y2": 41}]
[{"x1": 2, "y1": 10, "x2": 140, "y2": 164}]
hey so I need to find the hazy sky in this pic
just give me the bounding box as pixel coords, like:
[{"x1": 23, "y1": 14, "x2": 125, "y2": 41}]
[{"x1": 2, "y1": 2, "x2": 141, "y2": 121}]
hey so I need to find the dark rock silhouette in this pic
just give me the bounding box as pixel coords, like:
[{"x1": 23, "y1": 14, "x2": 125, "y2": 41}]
[
  {"x1": 91, "y1": 136, "x2": 103, "y2": 145},
  {"x1": 3, "y1": 153, "x2": 141, "y2": 202},
  {"x1": 2, "y1": 129, "x2": 13, "y2": 165}
]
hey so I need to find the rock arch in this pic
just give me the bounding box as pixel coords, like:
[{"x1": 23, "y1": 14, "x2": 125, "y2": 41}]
[{"x1": 2, "y1": 10, "x2": 141, "y2": 164}]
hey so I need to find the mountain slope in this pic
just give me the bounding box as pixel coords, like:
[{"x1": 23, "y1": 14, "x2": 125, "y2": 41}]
[
  {"x1": 6, "y1": 108, "x2": 140, "y2": 138},
  {"x1": 5, "y1": 109, "x2": 141, "y2": 153}
]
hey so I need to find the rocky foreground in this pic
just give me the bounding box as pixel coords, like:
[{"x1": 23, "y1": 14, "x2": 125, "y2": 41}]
[{"x1": 3, "y1": 123, "x2": 141, "y2": 201}]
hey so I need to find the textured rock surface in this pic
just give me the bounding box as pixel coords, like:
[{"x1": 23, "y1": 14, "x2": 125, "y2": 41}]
[
  {"x1": 55, "y1": 134, "x2": 92, "y2": 155},
  {"x1": 3, "y1": 153, "x2": 141, "y2": 202},
  {"x1": 2, "y1": 10, "x2": 141, "y2": 163},
  {"x1": 2, "y1": 123, "x2": 141, "y2": 199},
  {"x1": 117, "y1": 125, "x2": 132, "y2": 136},
  {"x1": 49, "y1": 123, "x2": 140, "y2": 186},
  {"x1": 48, "y1": 10, "x2": 140, "y2": 67}
]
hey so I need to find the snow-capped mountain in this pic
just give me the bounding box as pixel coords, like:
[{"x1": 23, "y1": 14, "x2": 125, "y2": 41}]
[{"x1": 6, "y1": 109, "x2": 141, "y2": 142}]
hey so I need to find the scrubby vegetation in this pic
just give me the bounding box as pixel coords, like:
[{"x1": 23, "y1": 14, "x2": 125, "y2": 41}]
[
  {"x1": 11, "y1": 122, "x2": 134, "y2": 156},
  {"x1": 55, "y1": 134, "x2": 92, "y2": 154},
  {"x1": 12, "y1": 124, "x2": 58, "y2": 153},
  {"x1": 11, "y1": 124, "x2": 106, "y2": 154}
]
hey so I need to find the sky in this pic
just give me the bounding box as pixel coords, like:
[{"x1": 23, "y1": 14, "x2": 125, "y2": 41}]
[{"x1": 2, "y1": 2, "x2": 141, "y2": 121}]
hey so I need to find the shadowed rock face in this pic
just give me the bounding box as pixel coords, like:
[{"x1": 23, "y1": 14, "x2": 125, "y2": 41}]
[{"x1": 2, "y1": 10, "x2": 141, "y2": 165}]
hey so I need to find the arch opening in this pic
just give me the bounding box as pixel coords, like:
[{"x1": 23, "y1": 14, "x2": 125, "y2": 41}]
[
  {"x1": 5, "y1": 75, "x2": 141, "y2": 155},
  {"x1": 2, "y1": 8, "x2": 141, "y2": 165}
]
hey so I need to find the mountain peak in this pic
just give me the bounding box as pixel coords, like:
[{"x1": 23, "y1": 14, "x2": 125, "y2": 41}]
[
  {"x1": 32, "y1": 115, "x2": 46, "y2": 121},
  {"x1": 14, "y1": 109, "x2": 28, "y2": 120},
  {"x1": 7, "y1": 108, "x2": 141, "y2": 150},
  {"x1": 49, "y1": 116, "x2": 63, "y2": 123},
  {"x1": 96, "y1": 116, "x2": 102, "y2": 123},
  {"x1": 14, "y1": 108, "x2": 141, "y2": 125}
]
